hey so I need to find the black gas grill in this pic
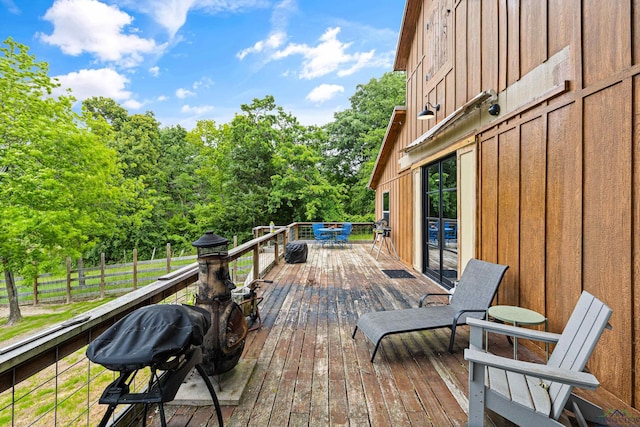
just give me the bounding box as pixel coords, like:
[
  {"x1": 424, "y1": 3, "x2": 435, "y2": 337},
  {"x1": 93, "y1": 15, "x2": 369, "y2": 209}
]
[{"x1": 87, "y1": 304, "x2": 223, "y2": 427}]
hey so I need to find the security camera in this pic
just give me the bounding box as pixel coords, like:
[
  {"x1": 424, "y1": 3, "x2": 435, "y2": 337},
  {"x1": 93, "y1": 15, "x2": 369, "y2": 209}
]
[{"x1": 488, "y1": 104, "x2": 500, "y2": 116}]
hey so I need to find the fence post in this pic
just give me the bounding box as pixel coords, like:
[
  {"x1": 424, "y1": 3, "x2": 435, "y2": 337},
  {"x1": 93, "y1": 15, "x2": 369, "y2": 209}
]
[
  {"x1": 78, "y1": 257, "x2": 85, "y2": 288},
  {"x1": 166, "y1": 243, "x2": 171, "y2": 273},
  {"x1": 100, "y1": 253, "x2": 105, "y2": 299},
  {"x1": 66, "y1": 257, "x2": 72, "y2": 304},
  {"x1": 33, "y1": 261, "x2": 38, "y2": 306},
  {"x1": 133, "y1": 249, "x2": 138, "y2": 290}
]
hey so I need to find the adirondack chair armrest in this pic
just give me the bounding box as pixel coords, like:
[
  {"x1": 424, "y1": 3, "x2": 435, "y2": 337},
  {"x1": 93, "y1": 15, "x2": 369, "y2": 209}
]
[
  {"x1": 464, "y1": 347, "x2": 600, "y2": 389},
  {"x1": 467, "y1": 317, "x2": 562, "y2": 344},
  {"x1": 418, "y1": 293, "x2": 451, "y2": 307}
]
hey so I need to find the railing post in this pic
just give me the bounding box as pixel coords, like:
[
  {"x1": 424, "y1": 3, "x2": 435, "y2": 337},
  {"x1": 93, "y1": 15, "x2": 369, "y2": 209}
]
[
  {"x1": 166, "y1": 243, "x2": 171, "y2": 273},
  {"x1": 66, "y1": 257, "x2": 72, "y2": 303},
  {"x1": 284, "y1": 228, "x2": 289, "y2": 248},
  {"x1": 233, "y1": 236, "x2": 238, "y2": 283},
  {"x1": 133, "y1": 249, "x2": 138, "y2": 290},
  {"x1": 100, "y1": 253, "x2": 105, "y2": 299},
  {"x1": 274, "y1": 238, "x2": 279, "y2": 265},
  {"x1": 253, "y1": 244, "x2": 260, "y2": 280}
]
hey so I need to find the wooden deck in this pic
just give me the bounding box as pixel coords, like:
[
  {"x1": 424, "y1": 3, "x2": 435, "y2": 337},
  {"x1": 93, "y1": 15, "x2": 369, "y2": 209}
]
[{"x1": 147, "y1": 243, "x2": 637, "y2": 427}]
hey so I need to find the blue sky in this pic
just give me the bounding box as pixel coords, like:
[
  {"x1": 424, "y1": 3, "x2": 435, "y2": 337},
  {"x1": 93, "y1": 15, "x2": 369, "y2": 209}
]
[{"x1": 0, "y1": 0, "x2": 403, "y2": 129}]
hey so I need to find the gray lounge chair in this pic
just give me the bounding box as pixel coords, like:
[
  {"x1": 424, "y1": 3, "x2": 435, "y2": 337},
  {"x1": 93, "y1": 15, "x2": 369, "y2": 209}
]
[
  {"x1": 352, "y1": 259, "x2": 508, "y2": 362},
  {"x1": 465, "y1": 291, "x2": 612, "y2": 427}
]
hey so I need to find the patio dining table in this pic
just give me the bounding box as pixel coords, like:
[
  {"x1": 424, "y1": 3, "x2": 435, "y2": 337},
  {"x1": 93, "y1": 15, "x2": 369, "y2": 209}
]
[{"x1": 318, "y1": 227, "x2": 343, "y2": 246}]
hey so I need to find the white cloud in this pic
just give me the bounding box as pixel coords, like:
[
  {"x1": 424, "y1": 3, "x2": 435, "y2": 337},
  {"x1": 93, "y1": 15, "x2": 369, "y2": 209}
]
[
  {"x1": 53, "y1": 68, "x2": 133, "y2": 101},
  {"x1": 271, "y1": 27, "x2": 380, "y2": 80},
  {"x1": 116, "y1": 0, "x2": 270, "y2": 38},
  {"x1": 192, "y1": 76, "x2": 213, "y2": 90},
  {"x1": 181, "y1": 104, "x2": 214, "y2": 115},
  {"x1": 270, "y1": 0, "x2": 296, "y2": 30},
  {"x1": 1, "y1": 0, "x2": 20, "y2": 14},
  {"x1": 157, "y1": 95, "x2": 169, "y2": 102},
  {"x1": 123, "y1": 99, "x2": 143, "y2": 110},
  {"x1": 236, "y1": 0, "x2": 294, "y2": 59},
  {"x1": 136, "y1": 0, "x2": 196, "y2": 38},
  {"x1": 305, "y1": 84, "x2": 344, "y2": 103},
  {"x1": 149, "y1": 66, "x2": 160, "y2": 76},
  {"x1": 336, "y1": 50, "x2": 377, "y2": 77},
  {"x1": 237, "y1": 31, "x2": 286, "y2": 60},
  {"x1": 39, "y1": 0, "x2": 164, "y2": 68},
  {"x1": 176, "y1": 88, "x2": 195, "y2": 98}
]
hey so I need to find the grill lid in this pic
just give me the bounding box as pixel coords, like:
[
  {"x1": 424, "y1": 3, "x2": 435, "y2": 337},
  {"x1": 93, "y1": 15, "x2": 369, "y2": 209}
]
[{"x1": 86, "y1": 304, "x2": 211, "y2": 372}]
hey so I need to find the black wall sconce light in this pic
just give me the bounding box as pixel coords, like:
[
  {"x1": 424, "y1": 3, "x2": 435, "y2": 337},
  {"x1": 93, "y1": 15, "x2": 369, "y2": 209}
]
[
  {"x1": 418, "y1": 102, "x2": 440, "y2": 120},
  {"x1": 488, "y1": 103, "x2": 500, "y2": 116}
]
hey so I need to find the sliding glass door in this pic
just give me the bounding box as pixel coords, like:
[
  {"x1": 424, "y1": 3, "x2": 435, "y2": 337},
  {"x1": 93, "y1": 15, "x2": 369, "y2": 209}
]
[{"x1": 422, "y1": 155, "x2": 458, "y2": 289}]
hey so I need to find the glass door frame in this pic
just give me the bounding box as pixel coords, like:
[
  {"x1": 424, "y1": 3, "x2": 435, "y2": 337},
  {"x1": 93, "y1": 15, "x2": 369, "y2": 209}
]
[{"x1": 422, "y1": 154, "x2": 458, "y2": 289}]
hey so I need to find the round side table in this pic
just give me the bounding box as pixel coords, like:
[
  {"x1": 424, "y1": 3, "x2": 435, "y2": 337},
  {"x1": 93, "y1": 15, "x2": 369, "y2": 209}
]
[{"x1": 487, "y1": 305, "x2": 548, "y2": 360}]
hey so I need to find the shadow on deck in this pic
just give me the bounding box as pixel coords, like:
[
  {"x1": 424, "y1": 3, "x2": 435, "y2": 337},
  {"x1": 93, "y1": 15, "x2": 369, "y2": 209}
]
[{"x1": 145, "y1": 243, "x2": 635, "y2": 427}]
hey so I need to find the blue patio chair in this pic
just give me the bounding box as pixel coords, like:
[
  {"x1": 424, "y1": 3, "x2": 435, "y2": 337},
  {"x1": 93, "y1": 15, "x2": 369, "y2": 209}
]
[
  {"x1": 335, "y1": 222, "x2": 352, "y2": 248},
  {"x1": 444, "y1": 222, "x2": 457, "y2": 245},
  {"x1": 428, "y1": 223, "x2": 438, "y2": 244},
  {"x1": 312, "y1": 223, "x2": 331, "y2": 246}
]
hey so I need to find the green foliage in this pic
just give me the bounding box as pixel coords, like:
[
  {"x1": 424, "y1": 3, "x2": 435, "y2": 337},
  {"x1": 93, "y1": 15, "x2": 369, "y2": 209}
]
[
  {"x1": 1, "y1": 37, "x2": 403, "y2": 281},
  {"x1": 323, "y1": 71, "x2": 406, "y2": 216},
  {"x1": 185, "y1": 96, "x2": 346, "y2": 242},
  {"x1": 0, "y1": 38, "x2": 128, "y2": 277}
]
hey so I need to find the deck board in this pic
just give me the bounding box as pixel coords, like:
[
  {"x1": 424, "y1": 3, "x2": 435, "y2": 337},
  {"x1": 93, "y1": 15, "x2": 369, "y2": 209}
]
[{"x1": 144, "y1": 243, "x2": 636, "y2": 426}]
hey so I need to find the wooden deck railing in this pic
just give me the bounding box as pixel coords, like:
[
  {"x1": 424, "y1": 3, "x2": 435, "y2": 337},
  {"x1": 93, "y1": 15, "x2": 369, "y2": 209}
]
[
  {"x1": 0, "y1": 222, "x2": 375, "y2": 426},
  {"x1": 0, "y1": 227, "x2": 289, "y2": 426},
  {"x1": 0, "y1": 222, "x2": 372, "y2": 426}
]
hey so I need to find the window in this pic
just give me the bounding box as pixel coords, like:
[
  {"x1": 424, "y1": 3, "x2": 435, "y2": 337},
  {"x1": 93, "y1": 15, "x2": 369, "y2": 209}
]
[{"x1": 382, "y1": 192, "x2": 390, "y2": 223}]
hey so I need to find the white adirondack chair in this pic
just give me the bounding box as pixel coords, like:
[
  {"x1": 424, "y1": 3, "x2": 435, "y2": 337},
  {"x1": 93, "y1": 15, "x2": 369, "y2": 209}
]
[{"x1": 464, "y1": 291, "x2": 612, "y2": 427}]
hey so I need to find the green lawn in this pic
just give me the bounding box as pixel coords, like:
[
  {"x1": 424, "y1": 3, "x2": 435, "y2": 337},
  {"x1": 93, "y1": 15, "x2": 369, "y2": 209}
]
[{"x1": 0, "y1": 298, "x2": 116, "y2": 345}]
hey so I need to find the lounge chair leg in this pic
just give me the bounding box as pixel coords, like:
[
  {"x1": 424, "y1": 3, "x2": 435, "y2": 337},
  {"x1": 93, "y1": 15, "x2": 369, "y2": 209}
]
[
  {"x1": 448, "y1": 324, "x2": 457, "y2": 353},
  {"x1": 370, "y1": 341, "x2": 381, "y2": 363}
]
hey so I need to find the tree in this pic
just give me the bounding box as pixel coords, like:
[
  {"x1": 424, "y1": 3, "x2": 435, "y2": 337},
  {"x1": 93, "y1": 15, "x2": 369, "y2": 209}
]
[
  {"x1": 187, "y1": 119, "x2": 233, "y2": 238},
  {"x1": 323, "y1": 71, "x2": 405, "y2": 218},
  {"x1": 156, "y1": 125, "x2": 201, "y2": 248},
  {"x1": 269, "y1": 120, "x2": 345, "y2": 222},
  {"x1": 82, "y1": 98, "x2": 165, "y2": 261},
  {"x1": 0, "y1": 38, "x2": 127, "y2": 324},
  {"x1": 83, "y1": 96, "x2": 128, "y2": 132}
]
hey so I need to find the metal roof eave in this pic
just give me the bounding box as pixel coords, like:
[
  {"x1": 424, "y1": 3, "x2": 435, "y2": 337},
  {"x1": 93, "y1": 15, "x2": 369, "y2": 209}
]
[{"x1": 367, "y1": 106, "x2": 406, "y2": 190}]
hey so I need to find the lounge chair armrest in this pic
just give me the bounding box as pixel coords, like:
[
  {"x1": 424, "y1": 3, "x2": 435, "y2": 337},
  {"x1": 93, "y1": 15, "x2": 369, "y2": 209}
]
[
  {"x1": 464, "y1": 347, "x2": 600, "y2": 389},
  {"x1": 467, "y1": 317, "x2": 561, "y2": 344},
  {"x1": 419, "y1": 293, "x2": 451, "y2": 307}
]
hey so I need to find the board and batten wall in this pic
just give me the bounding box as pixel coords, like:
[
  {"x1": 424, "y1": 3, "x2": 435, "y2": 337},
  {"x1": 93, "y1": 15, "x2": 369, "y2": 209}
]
[
  {"x1": 372, "y1": 0, "x2": 640, "y2": 407},
  {"x1": 474, "y1": 0, "x2": 639, "y2": 406}
]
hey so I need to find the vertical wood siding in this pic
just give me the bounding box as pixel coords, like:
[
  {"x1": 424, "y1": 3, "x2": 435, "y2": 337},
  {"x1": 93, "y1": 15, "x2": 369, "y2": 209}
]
[
  {"x1": 473, "y1": 0, "x2": 640, "y2": 404},
  {"x1": 374, "y1": 0, "x2": 640, "y2": 407},
  {"x1": 518, "y1": 117, "x2": 545, "y2": 315}
]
